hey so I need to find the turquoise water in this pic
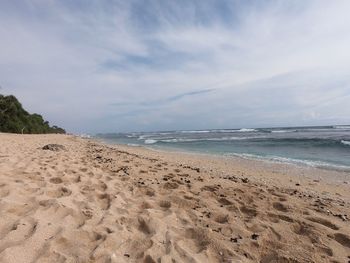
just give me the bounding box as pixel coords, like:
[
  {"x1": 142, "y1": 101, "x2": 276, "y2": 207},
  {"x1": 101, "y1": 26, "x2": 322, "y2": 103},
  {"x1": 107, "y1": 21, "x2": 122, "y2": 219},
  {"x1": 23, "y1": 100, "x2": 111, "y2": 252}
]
[{"x1": 96, "y1": 126, "x2": 350, "y2": 171}]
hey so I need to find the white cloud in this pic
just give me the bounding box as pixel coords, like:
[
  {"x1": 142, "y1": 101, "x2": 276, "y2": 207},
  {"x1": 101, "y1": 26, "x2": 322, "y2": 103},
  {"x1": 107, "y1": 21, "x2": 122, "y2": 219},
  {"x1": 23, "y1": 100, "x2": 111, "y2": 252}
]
[{"x1": 0, "y1": 0, "x2": 350, "y2": 133}]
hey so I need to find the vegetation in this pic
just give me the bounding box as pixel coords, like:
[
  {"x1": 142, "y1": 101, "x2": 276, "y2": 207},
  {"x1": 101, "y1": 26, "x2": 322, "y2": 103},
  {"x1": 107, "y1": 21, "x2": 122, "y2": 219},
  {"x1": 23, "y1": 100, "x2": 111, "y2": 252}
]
[{"x1": 0, "y1": 94, "x2": 65, "y2": 134}]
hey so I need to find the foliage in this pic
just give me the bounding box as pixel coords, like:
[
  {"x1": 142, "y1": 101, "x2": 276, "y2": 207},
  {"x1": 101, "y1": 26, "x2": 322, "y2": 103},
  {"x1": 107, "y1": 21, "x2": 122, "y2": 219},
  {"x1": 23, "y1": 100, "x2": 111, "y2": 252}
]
[{"x1": 0, "y1": 94, "x2": 65, "y2": 134}]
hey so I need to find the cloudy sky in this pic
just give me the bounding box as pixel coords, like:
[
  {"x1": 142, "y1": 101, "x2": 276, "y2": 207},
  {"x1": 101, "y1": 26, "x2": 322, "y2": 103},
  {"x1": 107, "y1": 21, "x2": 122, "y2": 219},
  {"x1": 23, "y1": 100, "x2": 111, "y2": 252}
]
[{"x1": 1, "y1": 0, "x2": 350, "y2": 133}]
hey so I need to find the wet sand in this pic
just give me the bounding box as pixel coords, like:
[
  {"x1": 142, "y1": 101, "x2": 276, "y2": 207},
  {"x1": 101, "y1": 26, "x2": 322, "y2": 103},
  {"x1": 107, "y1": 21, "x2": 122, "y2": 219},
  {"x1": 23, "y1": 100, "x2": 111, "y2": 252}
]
[{"x1": 0, "y1": 133, "x2": 349, "y2": 262}]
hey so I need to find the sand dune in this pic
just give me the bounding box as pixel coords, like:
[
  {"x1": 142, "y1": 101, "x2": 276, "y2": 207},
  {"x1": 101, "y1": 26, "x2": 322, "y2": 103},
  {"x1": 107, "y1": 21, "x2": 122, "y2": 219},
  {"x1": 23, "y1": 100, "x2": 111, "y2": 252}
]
[{"x1": 0, "y1": 133, "x2": 349, "y2": 262}]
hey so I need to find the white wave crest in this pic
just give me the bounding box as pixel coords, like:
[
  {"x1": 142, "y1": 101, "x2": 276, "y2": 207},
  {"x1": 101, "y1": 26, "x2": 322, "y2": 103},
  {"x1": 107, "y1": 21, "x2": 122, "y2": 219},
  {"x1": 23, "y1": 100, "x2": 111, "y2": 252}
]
[
  {"x1": 138, "y1": 135, "x2": 152, "y2": 140},
  {"x1": 207, "y1": 136, "x2": 264, "y2": 141},
  {"x1": 334, "y1": 125, "x2": 350, "y2": 129},
  {"x1": 341, "y1": 140, "x2": 350, "y2": 146},
  {"x1": 180, "y1": 130, "x2": 211, "y2": 133},
  {"x1": 271, "y1": 130, "x2": 296, "y2": 133},
  {"x1": 144, "y1": 139, "x2": 158, "y2": 144},
  {"x1": 179, "y1": 128, "x2": 256, "y2": 133},
  {"x1": 80, "y1": 134, "x2": 91, "y2": 138},
  {"x1": 238, "y1": 128, "x2": 256, "y2": 132},
  {"x1": 127, "y1": 143, "x2": 140, "y2": 147},
  {"x1": 147, "y1": 136, "x2": 265, "y2": 143},
  {"x1": 228, "y1": 153, "x2": 350, "y2": 171}
]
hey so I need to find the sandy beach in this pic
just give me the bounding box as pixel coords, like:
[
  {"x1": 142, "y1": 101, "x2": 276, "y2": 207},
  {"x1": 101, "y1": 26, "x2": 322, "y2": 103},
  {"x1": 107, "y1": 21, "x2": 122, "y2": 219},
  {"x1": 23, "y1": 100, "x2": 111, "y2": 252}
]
[{"x1": 0, "y1": 133, "x2": 349, "y2": 263}]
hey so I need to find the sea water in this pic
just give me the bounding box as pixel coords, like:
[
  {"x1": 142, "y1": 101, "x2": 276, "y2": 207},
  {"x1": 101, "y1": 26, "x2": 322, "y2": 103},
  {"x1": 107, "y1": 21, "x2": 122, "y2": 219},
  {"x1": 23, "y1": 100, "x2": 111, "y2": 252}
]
[{"x1": 96, "y1": 125, "x2": 350, "y2": 171}]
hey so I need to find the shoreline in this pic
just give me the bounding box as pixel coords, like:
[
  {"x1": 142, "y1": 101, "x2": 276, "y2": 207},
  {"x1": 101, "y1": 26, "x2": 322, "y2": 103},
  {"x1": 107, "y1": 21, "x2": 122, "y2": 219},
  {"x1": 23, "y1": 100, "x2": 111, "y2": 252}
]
[
  {"x1": 96, "y1": 135, "x2": 350, "y2": 174},
  {"x1": 95, "y1": 138, "x2": 350, "y2": 186},
  {"x1": 1, "y1": 133, "x2": 349, "y2": 262},
  {"x1": 95, "y1": 124, "x2": 350, "y2": 175}
]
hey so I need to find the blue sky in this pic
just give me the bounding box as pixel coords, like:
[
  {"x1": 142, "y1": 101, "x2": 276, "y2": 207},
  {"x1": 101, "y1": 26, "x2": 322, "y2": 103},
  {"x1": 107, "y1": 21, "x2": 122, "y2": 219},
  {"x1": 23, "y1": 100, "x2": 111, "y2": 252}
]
[{"x1": 1, "y1": 0, "x2": 350, "y2": 133}]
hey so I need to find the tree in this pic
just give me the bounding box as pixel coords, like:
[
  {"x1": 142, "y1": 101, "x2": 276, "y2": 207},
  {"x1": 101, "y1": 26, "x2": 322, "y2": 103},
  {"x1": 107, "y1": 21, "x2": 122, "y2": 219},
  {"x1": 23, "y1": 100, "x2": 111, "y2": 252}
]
[{"x1": 0, "y1": 94, "x2": 65, "y2": 134}]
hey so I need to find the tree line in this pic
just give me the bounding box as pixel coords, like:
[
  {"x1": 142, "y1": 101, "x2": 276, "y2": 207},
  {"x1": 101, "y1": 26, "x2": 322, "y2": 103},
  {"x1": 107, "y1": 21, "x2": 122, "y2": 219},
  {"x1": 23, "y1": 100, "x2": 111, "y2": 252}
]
[{"x1": 0, "y1": 94, "x2": 65, "y2": 134}]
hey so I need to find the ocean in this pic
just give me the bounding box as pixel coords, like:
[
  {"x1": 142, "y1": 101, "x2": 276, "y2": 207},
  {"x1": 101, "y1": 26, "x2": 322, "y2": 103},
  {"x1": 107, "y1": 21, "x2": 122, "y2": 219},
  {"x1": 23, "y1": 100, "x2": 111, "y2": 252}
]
[{"x1": 96, "y1": 125, "x2": 350, "y2": 172}]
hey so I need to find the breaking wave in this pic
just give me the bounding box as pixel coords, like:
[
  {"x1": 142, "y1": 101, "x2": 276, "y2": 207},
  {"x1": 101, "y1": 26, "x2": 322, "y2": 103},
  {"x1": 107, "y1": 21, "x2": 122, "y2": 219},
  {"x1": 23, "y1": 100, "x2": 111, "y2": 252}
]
[
  {"x1": 144, "y1": 139, "x2": 158, "y2": 144},
  {"x1": 341, "y1": 140, "x2": 350, "y2": 146},
  {"x1": 333, "y1": 125, "x2": 350, "y2": 129},
  {"x1": 228, "y1": 153, "x2": 350, "y2": 172},
  {"x1": 271, "y1": 130, "x2": 297, "y2": 133},
  {"x1": 97, "y1": 125, "x2": 350, "y2": 171}
]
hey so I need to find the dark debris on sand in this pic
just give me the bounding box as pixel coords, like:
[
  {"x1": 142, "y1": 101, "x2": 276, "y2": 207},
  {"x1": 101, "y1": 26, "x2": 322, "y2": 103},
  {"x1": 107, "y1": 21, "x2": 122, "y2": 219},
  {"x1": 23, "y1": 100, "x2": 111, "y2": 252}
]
[{"x1": 42, "y1": 144, "x2": 66, "y2": 151}]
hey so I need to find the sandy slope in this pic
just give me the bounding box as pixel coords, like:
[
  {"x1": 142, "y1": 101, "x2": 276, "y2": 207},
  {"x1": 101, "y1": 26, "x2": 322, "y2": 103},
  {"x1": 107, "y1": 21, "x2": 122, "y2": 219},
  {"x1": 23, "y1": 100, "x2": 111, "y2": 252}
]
[{"x1": 0, "y1": 133, "x2": 349, "y2": 263}]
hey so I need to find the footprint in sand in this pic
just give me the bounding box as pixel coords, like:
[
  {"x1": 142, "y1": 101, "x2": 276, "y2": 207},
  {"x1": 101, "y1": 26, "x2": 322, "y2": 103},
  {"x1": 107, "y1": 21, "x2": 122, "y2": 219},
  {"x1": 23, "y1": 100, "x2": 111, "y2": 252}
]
[
  {"x1": 333, "y1": 233, "x2": 350, "y2": 248},
  {"x1": 38, "y1": 199, "x2": 57, "y2": 208},
  {"x1": 0, "y1": 218, "x2": 38, "y2": 254},
  {"x1": 143, "y1": 255, "x2": 156, "y2": 263},
  {"x1": 140, "y1": 201, "x2": 153, "y2": 210},
  {"x1": 0, "y1": 184, "x2": 10, "y2": 198},
  {"x1": 201, "y1": 185, "x2": 219, "y2": 192},
  {"x1": 185, "y1": 227, "x2": 211, "y2": 252},
  {"x1": 217, "y1": 197, "x2": 232, "y2": 206},
  {"x1": 144, "y1": 187, "x2": 155, "y2": 197},
  {"x1": 163, "y1": 182, "x2": 179, "y2": 190},
  {"x1": 80, "y1": 184, "x2": 94, "y2": 195},
  {"x1": 214, "y1": 213, "x2": 229, "y2": 224},
  {"x1": 267, "y1": 212, "x2": 294, "y2": 223},
  {"x1": 240, "y1": 206, "x2": 258, "y2": 217},
  {"x1": 49, "y1": 177, "x2": 63, "y2": 184},
  {"x1": 159, "y1": 200, "x2": 172, "y2": 209},
  {"x1": 81, "y1": 208, "x2": 93, "y2": 219},
  {"x1": 97, "y1": 193, "x2": 112, "y2": 210},
  {"x1": 272, "y1": 202, "x2": 289, "y2": 212},
  {"x1": 291, "y1": 221, "x2": 319, "y2": 245},
  {"x1": 306, "y1": 216, "x2": 339, "y2": 230},
  {"x1": 94, "y1": 181, "x2": 108, "y2": 191},
  {"x1": 137, "y1": 217, "x2": 154, "y2": 235},
  {"x1": 116, "y1": 231, "x2": 155, "y2": 259},
  {"x1": 47, "y1": 187, "x2": 71, "y2": 198},
  {"x1": 35, "y1": 250, "x2": 67, "y2": 263}
]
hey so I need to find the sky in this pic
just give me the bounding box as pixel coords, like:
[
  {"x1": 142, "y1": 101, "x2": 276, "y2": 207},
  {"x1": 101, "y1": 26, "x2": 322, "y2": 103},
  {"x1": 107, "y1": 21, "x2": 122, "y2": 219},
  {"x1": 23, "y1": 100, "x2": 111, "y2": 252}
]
[{"x1": 1, "y1": 0, "x2": 350, "y2": 133}]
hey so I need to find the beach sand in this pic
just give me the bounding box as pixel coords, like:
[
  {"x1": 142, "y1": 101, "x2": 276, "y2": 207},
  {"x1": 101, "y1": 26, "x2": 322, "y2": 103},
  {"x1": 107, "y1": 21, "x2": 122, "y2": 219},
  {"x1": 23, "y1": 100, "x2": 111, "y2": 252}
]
[{"x1": 0, "y1": 133, "x2": 349, "y2": 262}]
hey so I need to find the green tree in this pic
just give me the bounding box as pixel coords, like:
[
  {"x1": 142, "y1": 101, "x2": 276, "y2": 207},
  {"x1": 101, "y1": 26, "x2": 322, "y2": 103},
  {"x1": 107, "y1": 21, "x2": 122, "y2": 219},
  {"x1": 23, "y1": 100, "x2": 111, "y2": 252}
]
[{"x1": 0, "y1": 94, "x2": 65, "y2": 134}]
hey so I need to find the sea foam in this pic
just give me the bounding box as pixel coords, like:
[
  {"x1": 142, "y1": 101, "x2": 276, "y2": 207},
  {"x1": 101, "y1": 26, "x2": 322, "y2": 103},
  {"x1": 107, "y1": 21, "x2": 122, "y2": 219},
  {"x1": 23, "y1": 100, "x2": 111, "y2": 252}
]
[
  {"x1": 144, "y1": 139, "x2": 158, "y2": 144},
  {"x1": 147, "y1": 136, "x2": 265, "y2": 143},
  {"x1": 271, "y1": 130, "x2": 296, "y2": 133},
  {"x1": 228, "y1": 153, "x2": 350, "y2": 171},
  {"x1": 334, "y1": 125, "x2": 350, "y2": 129},
  {"x1": 237, "y1": 128, "x2": 256, "y2": 132},
  {"x1": 341, "y1": 140, "x2": 350, "y2": 146},
  {"x1": 180, "y1": 130, "x2": 211, "y2": 133}
]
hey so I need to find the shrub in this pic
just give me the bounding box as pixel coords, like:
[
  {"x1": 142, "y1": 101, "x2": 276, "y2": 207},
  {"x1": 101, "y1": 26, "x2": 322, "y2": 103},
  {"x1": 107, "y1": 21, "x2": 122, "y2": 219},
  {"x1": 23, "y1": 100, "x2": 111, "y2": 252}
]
[{"x1": 0, "y1": 94, "x2": 65, "y2": 134}]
